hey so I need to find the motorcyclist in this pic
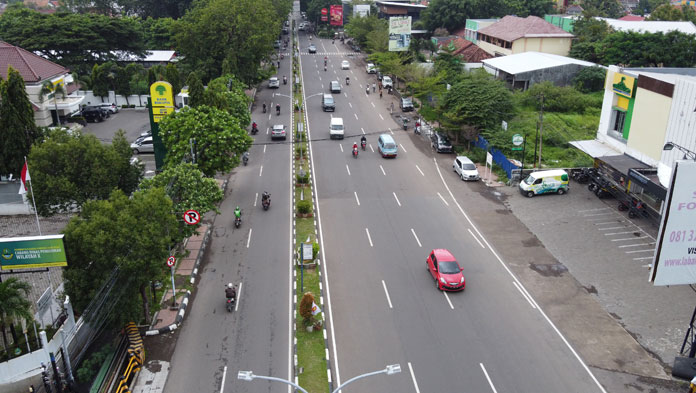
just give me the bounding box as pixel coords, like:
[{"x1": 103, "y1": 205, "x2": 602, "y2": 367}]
[
  {"x1": 234, "y1": 206, "x2": 242, "y2": 219},
  {"x1": 225, "y1": 283, "x2": 236, "y2": 300},
  {"x1": 346, "y1": 76, "x2": 350, "y2": 85},
  {"x1": 276, "y1": 104, "x2": 281, "y2": 115},
  {"x1": 262, "y1": 191, "x2": 271, "y2": 206},
  {"x1": 360, "y1": 135, "x2": 366, "y2": 149},
  {"x1": 263, "y1": 103, "x2": 267, "y2": 113},
  {"x1": 365, "y1": 86, "x2": 369, "y2": 94},
  {"x1": 252, "y1": 121, "x2": 257, "y2": 132},
  {"x1": 372, "y1": 83, "x2": 376, "y2": 92},
  {"x1": 352, "y1": 141, "x2": 358, "y2": 155},
  {"x1": 242, "y1": 151, "x2": 249, "y2": 164},
  {"x1": 283, "y1": 75, "x2": 287, "y2": 84}
]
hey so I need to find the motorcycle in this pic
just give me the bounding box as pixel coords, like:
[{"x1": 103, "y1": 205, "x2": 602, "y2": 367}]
[
  {"x1": 262, "y1": 198, "x2": 270, "y2": 210},
  {"x1": 402, "y1": 118, "x2": 408, "y2": 131},
  {"x1": 346, "y1": 77, "x2": 350, "y2": 86},
  {"x1": 263, "y1": 104, "x2": 267, "y2": 113},
  {"x1": 361, "y1": 140, "x2": 366, "y2": 150},
  {"x1": 226, "y1": 295, "x2": 236, "y2": 312},
  {"x1": 352, "y1": 146, "x2": 359, "y2": 158},
  {"x1": 242, "y1": 154, "x2": 249, "y2": 166},
  {"x1": 365, "y1": 86, "x2": 369, "y2": 95},
  {"x1": 251, "y1": 125, "x2": 258, "y2": 135},
  {"x1": 283, "y1": 76, "x2": 287, "y2": 85},
  {"x1": 234, "y1": 216, "x2": 242, "y2": 228},
  {"x1": 276, "y1": 105, "x2": 281, "y2": 116},
  {"x1": 414, "y1": 121, "x2": 421, "y2": 135}
]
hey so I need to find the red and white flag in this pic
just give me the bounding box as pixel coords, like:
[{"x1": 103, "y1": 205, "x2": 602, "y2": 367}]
[{"x1": 18, "y1": 161, "x2": 30, "y2": 194}]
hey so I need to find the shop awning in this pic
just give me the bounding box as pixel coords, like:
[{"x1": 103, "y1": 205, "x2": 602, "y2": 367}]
[{"x1": 569, "y1": 139, "x2": 622, "y2": 158}]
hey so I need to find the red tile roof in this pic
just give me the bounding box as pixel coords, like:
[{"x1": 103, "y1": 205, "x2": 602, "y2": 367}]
[
  {"x1": 452, "y1": 27, "x2": 467, "y2": 37},
  {"x1": 478, "y1": 15, "x2": 574, "y2": 42},
  {"x1": 0, "y1": 40, "x2": 68, "y2": 83},
  {"x1": 619, "y1": 14, "x2": 646, "y2": 21},
  {"x1": 449, "y1": 37, "x2": 492, "y2": 62}
]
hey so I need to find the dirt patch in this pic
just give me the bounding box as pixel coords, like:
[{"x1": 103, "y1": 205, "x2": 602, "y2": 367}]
[
  {"x1": 529, "y1": 262, "x2": 568, "y2": 277},
  {"x1": 521, "y1": 236, "x2": 543, "y2": 247},
  {"x1": 583, "y1": 285, "x2": 598, "y2": 294}
]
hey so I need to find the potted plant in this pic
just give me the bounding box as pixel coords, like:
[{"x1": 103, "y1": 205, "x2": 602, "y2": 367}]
[{"x1": 297, "y1": 200, "x2": 312, "y2": 217}]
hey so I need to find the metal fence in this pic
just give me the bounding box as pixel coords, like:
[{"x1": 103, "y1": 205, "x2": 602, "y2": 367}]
[{"x1": 473, "y1": 136, "x2": 520, "y2": 178}]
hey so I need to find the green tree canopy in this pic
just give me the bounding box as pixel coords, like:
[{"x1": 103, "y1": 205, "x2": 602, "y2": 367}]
[
  {"x1": 158, "y1": 106, "x2": 253, "y2": 176},
  {"x1": 648, "y1": 3, "x2": 696, "y2": 22},
  {"x1": 572, "y1": 66, "x2": 607, "y2": 93},
  {"x1": 0, "y1": 67, "x2": 39, "y2": 178},
  {"x1": 28, "y1": 130, "x2": 142, "y2": 216},
  {"x1": 420, "y1": 0, "x2": 477, "y2": 32},
  {"x1": 203, "y1": 75, "x2": 251, "y2": 126},
  {"x1": 0, "y1": 278, "x2": 32, "y2": 351},
  {"x1": 185, "y1": 72, "x2": 205, "y2": 108}
]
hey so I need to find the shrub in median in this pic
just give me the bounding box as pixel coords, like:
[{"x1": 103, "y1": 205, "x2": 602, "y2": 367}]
[{"x1": 297, "y1": 200, "x2": 312, "y2": 214}]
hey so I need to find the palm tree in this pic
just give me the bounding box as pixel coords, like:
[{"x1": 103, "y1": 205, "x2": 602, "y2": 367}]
[
  {"x1": 0, "y1": 278, "x2": 33, "y2": 353},
  {"x1": 39, "y1": 80, "x2": 67, "y2": 126}
]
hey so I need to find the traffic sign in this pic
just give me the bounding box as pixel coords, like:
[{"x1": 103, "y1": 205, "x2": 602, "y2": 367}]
[
  {"x1": 183, "y1": 209, "x2": 201, "y2": 225},
  {"x1": 512, "y1": 134, "x2": 524, "y2": 146},
  {"x1": 321, "y1": 8, "x2": 328, "y2": 14},
  {"x1": 167, "y1": 256, "x2": 176, "y2": 267}
]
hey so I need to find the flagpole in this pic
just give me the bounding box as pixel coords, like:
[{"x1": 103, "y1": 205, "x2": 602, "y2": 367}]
[{"x1": 24, "y1": 157, "x2": 42, "y2": 236}]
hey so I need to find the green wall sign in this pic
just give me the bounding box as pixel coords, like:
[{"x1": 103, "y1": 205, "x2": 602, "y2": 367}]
[{"x1": 0, "y1": 235, "x2": 67, "y2": 270}]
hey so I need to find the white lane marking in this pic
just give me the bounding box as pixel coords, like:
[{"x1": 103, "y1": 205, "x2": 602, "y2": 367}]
[
  {"x1": 235, "y1": 282, "x2": 242, "y2": 312},
  {"x1": 626, "y1": 249, "x2": 654, "y2": 254},
  {"x1": 393, "y1": 192, "x2": 401, "y2": 206},
  {"x1": 399, "y1": 144, "x2": 407, "y2": 152},
  {"x1": 634, "y1": 257, "x2": 654, "y2": 260},
  {"x1": 408, "y1": 363, "x2": 421, "y2": 393},
  {"x1": 321, "y1": 83, "x2": 324, "y2": 89},
  {"x1": 379, "y1": 113, "x2": 384, "y2": 120},
  {"x1": 354, "y1": 191, "x2": 360, "y2": 206},
  {"x1": 349, "y1": 102, "x2": 352, "y2": 108},
  {"x1": 578, "y1": 207, "x2": 611, "y2": 213},
  {"x1": 619, "y1": 243, "x2": 655, "y2": 248},
  {"x1": 411, "y1": 228, "x2": 422, "y2": 247},
  {"x1": 246, "y1": 228, "x2": 252, "y2": 248},
  {"x1": 415, "y1": 165, "x2": 424, "y2": 176},
  {"x1": 604, "y1": 231, "x2": 636, "y2": 235},
  {"x1": 433, "y1": 159, "x2": 607, "y2": 393},
  {"x1": 597, "y1": 227, "x2": 627, "y2": 230},
  {"x1": 220, "y1": 365, "x2": 227, "y2": 393},
  {"x1": 350, "y1": 69, "x2": 354, "y2": 74},
  {"x1": 611, "y1": 237, "x2": 650, "y2": 242},
  {"x1": 443, "y1": 292, "x2": 454, "y2": 309},
  {"x1": 380, "y1": 165, "x2": 386, "y2": 176},
  {"x1": 361, "y1": 127, "x2": 365, "y2": 134},
  {"x1": 583, "y1": 212, "x2": 610, "y2": 217},
  {"x1": 388, "y1": 127, "x2": 394, "y2": 135},
  {"x1": 480, "y1": 363, "x2": 498, "y2": 393},
  {"x1": 259, "y1": 166, "x2": 263, "y2": 177},
  {"x1": 437, "y1": 192, "x2": 449, "y2": 206},
  {"x1": 365, "y1": 228, "x2": 373, "y2": 247},
  {"x1": 359, "y1": 84, "x2": 363, "y2": 89},
  {"x1": 263, "y1": 144, "x2": 267, "y2": 153},
  {"x1": 371, "y1": 102, "x2": 375, "y2": 108},
  {"x1": 344, "y1": 92, "x2": 347, "y2": 98},
  {"x1": 381, "y1": 280, "x2": 393, "y2": 309},
  {"x1": 468, "y1": 229, "x2": 485, "y2": 249},
  {"x1": 346, "y1": 164, "x2": 351, "y2": 175},
  {"x1": 513, "y1": 281, "x2": 536, "y2": 309},
  {"x1": 354, "y1": 113, "x2": 358, "y2": 120},
  {"x1": 266, "y1": 127, "x2": 270, "y2": 135},
  {"x1": 595, "y1": 221, "x2": 622, "y2": 225},
  {"x1": 339, "y1": 144, "x2": 344, "y2": 153},
  {"x1": 268, "y1": 113, "x2": 271, "y2": 120},
  {"x1": 254, "y1": 192, "x2": 258, "y2": 207}
]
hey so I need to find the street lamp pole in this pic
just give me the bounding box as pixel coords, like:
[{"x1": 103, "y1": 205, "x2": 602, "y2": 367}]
[
  {"x1": 663, "y1": 141, "x2": 696, "y2": 161},
  {"x1": 237, "y1": 371, "x2": 309, "y2": 393},
  {"x1": 331, "y1": 364, "x2": 401, "y2": 393}
]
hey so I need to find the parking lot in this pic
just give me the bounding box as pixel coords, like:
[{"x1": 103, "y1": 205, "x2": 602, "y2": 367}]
[{"x1": 499, "y1": 178, "x2": 692, "y2": 366}]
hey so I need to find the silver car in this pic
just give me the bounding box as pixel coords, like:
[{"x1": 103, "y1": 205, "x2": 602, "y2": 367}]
[
  {"x1": 271, "y1": 124, "x2": 286, "y2": 140},
  {"x1": 453, "y1": 156, "x2": 480, "y2": 181},
  {"x1": 269, "y1": 77, "x2": 280, "y2": 88},
  {"x1": 131, "y1": 136, "x2": 154, "y2": 154}
]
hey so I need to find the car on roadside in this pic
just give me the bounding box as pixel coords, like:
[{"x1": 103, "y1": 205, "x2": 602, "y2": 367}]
[
  {"x1": 269, "y1": 77, "x2": 280, "y2": 88},
  {"x1": 381, "y1": 76, "x2": 393, "y2": 89},
  {"x1": 274, "y1": 40, "x2": 281, "y2": 49},
  {"x1": 271, "y1": 124, "x2": 287, "y2": 140},
  {"x1": 453, "y1": 156, "x2": 480, "y2": 181},
  {"x1": 131, "y1": 136, "x2": 154, "y2": 154},
  {"x1": 341, "y1": 60, "x2": 350, "y2": 70},
  {"x1": 426, "y1": 249, "x2": 465, "y2": 291},
  {"x1": 98, "y1": 102, "x2": 119, "y2": 114},
  {"x1": 400, "y1": 97, "x2": 414, "y2": 112},
  {"x1": 308, "y1": 44, "x2": 317, "y2": 53},
  {"x1": 282, "y1": 27, "x2": 289, "y2": 34},
  {"x1": 81, "y1": 106, "x2": 106, "y2": 123},
  {"x1": 366, "y1": 63, "x2": 376, "y2": 74},
  {"x1": 431, "y1": 132, "x2": 453, "y2": 153},
  {"x1": 351, "y1": 44, "x2": 361, "y2": 52}
]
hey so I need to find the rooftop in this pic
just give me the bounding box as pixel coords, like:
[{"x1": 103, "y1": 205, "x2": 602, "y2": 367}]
[
  {"x1": 597, "y1": 18, "x2": 696, "y2": 34},
  {"x1": 0, "y1": 41, "x2": 69, "y2": 83},
  {"x1": 115, "y1": 50, "x2": 177, "y2": 63},
  {"x1": 482, "y1": 51, "x2": 597, "y2": 74},
  {"x1": 478, "y1": 15, "x2": 574, "y2": 41},
  {"x1": 618, "y1": 14, "x2": 646, "y2": 21}
]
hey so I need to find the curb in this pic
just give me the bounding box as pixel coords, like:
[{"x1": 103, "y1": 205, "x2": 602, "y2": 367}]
[
  {"x1": 145, "y1": 290, "x2": 191, "y2": 336},
  {"x1": 189, "y1": 226, "x2": 212, "y2": 285}
]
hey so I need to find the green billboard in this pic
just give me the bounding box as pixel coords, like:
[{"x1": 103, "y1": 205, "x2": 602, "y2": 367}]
[{"x1": 0, "y1": 235, "x2": 68, "y2": 270}]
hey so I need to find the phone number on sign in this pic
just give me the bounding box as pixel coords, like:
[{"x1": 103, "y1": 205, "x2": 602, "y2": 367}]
[{"x1": 669, "y1": 230, "x2": 696, "y2": 242}]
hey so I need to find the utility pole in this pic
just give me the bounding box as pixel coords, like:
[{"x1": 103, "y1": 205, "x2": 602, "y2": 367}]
[{"x1": 537, "y1": 94, "x2": 545, "y2": 169}]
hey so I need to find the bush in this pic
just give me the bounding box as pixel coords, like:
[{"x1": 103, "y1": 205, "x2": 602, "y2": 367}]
[
  {"x1": 296, "y1": 172, "x2": 309, "y2": 184},
  {"x1": 297, "y1": 199, "x2": 312, "y2": 214},
  {"x1": 519, "y1": 82, "x2": 601, "y2": 113},
  {"x1": 76, "y1": 343, "x2": 113, "y2": 383},
  {"x1": 295, "y1": 145, "x2": 305, "y2": 158},
  {"x1": 573, "y1": 66, "x2": 607, "y2": 93},
  {"x1": 312, "y1": 242, "x2": 320, "y2": 259},
  {"x1": 299, "y1": 292, "x2": 316, "y2": 326}
]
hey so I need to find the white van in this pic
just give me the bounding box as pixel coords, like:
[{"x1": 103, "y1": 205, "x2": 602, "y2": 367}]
[
  {"x1": 329, "y1": 117, "x2": 344, "y2": 139},
  {"x1": 519, "y1": 169, "x2": 569, "y2": 197}
]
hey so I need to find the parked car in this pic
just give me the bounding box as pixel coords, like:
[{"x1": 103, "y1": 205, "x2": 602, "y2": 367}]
[
  {"x1": 453, "y1": 156, "x2": 480, "y2": 181},
  {"x1": 400, "y1": 97, "x2": 414, "y2": 112},
  {"x1": 269, "y1": 77, "x2": 280, "y2": 88},
  {"x1": 351, "y1": 44, "x2": 361, "y2": 52},
  {"x1": 431, "y1": 132, "x2": 453, "y2": 153},
  {"x1": 366, "y1": 63, "x2": 376, "y2": 74},
  {"x1": 519, "y1": 169, "x2": 570, "y2": 197},
  {"x1": 98, "y1": 103, "x2": 119, "y2": 114},
  {"x1": 308, "y1": 44, "x2": 317, "y2": 53},
  {"x1": 131, "y1": 136, "x2": 154, "y2": 154},
  {"x1": 282, "y1": 27, "x2": 289, "y2": 34},
  {"x1": 426, "y1": 249, "x2": 465, "y2": 291},
  {"x1": 341, "y1": 60, "x2": 350, "y2": 70},
  {"x1": 274, "y1": 40, "x2": 281, "y2": 49},
  {"x1": 381, "y1": 76, "x2": 393, "y2": 89},
  {"x1": 271, "y1": 124, "x2": 287, "y2": 140},
  {"x1": 81, "y1": 106, "x2": 106, "y2": 123}
]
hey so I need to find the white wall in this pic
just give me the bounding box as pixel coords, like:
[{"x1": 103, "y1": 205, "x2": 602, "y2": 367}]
[
  {"x1": 75, "y1": 90, "x2": 150, "y2": 108},
  {"x1": 658, "y1": 77, "x2": 696, "y2": 184}
]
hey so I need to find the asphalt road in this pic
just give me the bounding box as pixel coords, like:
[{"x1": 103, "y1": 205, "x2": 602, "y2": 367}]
[
  {"x1": 299, "y1": 33, "x2": 608, "y2": 392},
  {"x1": 163, "y1": 40, "x2": 295, "y2": 393}
]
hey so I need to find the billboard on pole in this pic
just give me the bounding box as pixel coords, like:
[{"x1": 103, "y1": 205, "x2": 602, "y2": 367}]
[
  {"x1": 389, "y1": 17, "x2": 412, "y2": 51},
  {"x1": 321, "y1": 8, "x2": 328, "y2": 22},
  {"x1": 330, "y1": 5, "x2": 343, "y2": 26},
  {"x1": 354, "y1": 4, "x2": 370, "y2": 17},
  {"x1": 650, "y1": 160, "x2": 696, "y2": 285},
  {"x1": 1, "y1": 235, "x2": 68, "y2": 270}
]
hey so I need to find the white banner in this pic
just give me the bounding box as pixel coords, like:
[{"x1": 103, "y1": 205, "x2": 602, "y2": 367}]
[
  {"x1": 311, "y1": 301, "x2": 322, "y2": 315},
  {"x1": 389, "y1": 17, "x2": 411, "y2": 52},
  {"x1": 651, "y1": 160, "x2": 696, "y2": 285}
]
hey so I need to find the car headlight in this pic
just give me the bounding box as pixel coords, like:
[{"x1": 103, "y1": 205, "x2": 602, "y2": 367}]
[
  {"x1": 460, "y1": 277, "x2": 465, "y2": 283},
  {"x1": 439, "y1": 277, "x2": 446, "y2": 284}
]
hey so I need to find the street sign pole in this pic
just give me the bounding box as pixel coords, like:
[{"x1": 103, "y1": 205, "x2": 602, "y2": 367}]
[{"x1": 170, "y1": 265, "x2": 176, "y2": 308}]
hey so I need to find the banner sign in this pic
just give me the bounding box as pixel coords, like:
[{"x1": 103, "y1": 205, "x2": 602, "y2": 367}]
[
  {"x1": 330, "y1": 5, "x2": 343, "y2": 26},
  {"x1": 0, "y1": 235, "x2": 68, "y2": 270},
  {"x1": 150, "y1": 81, "x2": 175, "y2": 123},
  {"x1": 389, "y1": 16, "x2": 412, "y2": 51},
  {"x1": 650, "y1": 160, "x2": 696, "y2": 285}
]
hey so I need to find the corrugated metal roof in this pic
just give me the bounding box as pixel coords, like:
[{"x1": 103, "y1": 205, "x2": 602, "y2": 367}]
[
  {"x1": 597, "y1": 18, "x2": 696, "y2": 34},
  {"x1": 481, "y1": 51, "x2": 597, "y2": 74},
  {"x1": 478, "y1": 15, "x2": 574, "y2": 42}
]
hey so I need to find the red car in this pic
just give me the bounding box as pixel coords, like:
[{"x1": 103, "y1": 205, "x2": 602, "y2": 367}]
[{"x1": 426, "y1": 249, "x2": 465, "y2": 291}]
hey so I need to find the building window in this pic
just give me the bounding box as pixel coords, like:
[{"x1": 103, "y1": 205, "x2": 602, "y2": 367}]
[{"x1": 608, "y1": 108, "x2": 627, "y2": 143}]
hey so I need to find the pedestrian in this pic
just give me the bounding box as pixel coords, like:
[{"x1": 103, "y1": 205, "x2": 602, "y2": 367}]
[
  {"x1": 372, "y1": 83, "x2": 376, "y2": 92},
  {"x1": 390, "y1": 102, "x2": 394, "y2": 113},
  {"x1": 379, "y1": 89, "x2": 383, "y2": 99},
  {"x1": 388, "y1": 86, "x2": 392, "y2": 95}
]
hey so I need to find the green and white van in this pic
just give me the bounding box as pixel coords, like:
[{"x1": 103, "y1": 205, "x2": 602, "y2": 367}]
[{"x1": 519, "y1": 169, "x2": 569, "y2": 197}]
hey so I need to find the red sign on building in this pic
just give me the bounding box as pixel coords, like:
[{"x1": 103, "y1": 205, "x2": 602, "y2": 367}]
[{"x1": 330, "y1": 5, "x2": 343, "y2": 26}]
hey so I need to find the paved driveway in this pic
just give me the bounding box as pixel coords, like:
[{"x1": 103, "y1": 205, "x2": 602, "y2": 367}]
[
  {"x1": 499, "y1": 178, "x2": 691, "y2": 367},
  {"x1": 81, "y1": 108, "x2": 150, "y2": 144}
]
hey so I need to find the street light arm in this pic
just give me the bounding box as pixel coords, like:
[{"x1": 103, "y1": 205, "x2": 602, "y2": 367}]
[
  {"x1": 237, "y1": 372, "x2": 309, "y2": 393},
  {"x1": 331, "y1": 365, "x2": 401, "y2": 393},
  {"x1": 664, "y1": 141, "x2": 696, "y2": 160}
]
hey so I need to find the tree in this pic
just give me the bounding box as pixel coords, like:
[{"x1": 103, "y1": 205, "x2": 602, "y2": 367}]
[
  {"x1": 185, "y1": 72, "x2": 205, "y2": 108},
  {"x1": 28, "y1": 129, "x2": 142, "y2": 216},
  {"x1": 90, "y1": 63, "x2": 112, "y2": 101},
  {"x1": 0, "y1": 67, "x2": 40, "y2": 178},
  {"x1": 158, "y1": 106, "x2": 253, "y2": 176},
  {"x1": 601, "y1": 31, "x2": 696, "y2": 67},
  {"x1": 299, "y1": 292, "x2": 316, "y2": 326},
  {"x1": 573, "y1": 66, "x2": 607, "y2": 93},
  {"x1": 39, "y1": 81, "x2": 67, "y2": 126},
  {"x1": 114, "y1": 65, "x2": 133, "y2": 105},
  {"x1": 140, "y1": 163, "x2": 224, "y2": 240},
  {"x1": 63, "y1": 188, "x2": 177, "y2": 323},
  {"x1": 420, "y1": 0, "x2": 476, "y2": 32},
  {"x1": 648, "y1": 4, "x2": 684, "y2": 20},
  {"x1": 344, "y1": 14, "x2": 385, "y2": 47},
  {"x1": 203, "y1": 75, "x2": 251, "y2": 127},
  {"x1": 441, "y1": 70, "x2": 513, "y2": 142},
  {"x1": 164, "y1": 64, "x2": 182, "y2": 96},
  {"x1": 580, "y1": 0, "x2": 622, "y2": 18},
  {"x1": 0, "y1": 278, "x2": 32, "y2": 352},
  {"x1": 174, "y1": 0, "x2": 281, "y2": 83},
  {"x1": 141, "y1": 17, "x2": 177, "y2": 48},
  {"x1": 571, "y1": 14, "x2": 611, "y2": 43}
]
